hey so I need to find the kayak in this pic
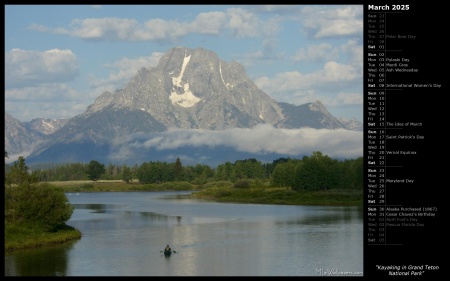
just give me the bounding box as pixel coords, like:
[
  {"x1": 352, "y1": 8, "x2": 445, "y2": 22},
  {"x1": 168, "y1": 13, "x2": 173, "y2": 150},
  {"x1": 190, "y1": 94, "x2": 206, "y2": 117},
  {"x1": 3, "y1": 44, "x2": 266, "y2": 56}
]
[{"x1": 164, "y1": 250, "x2": 172, "y2": 256}]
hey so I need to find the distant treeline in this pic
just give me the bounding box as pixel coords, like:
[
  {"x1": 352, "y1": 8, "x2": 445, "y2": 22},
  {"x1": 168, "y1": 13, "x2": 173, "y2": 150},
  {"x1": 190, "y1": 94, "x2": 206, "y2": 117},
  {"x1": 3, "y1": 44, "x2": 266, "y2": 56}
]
[{"x1": 19, "y1": 151, "x2": 362, "y2": 191}]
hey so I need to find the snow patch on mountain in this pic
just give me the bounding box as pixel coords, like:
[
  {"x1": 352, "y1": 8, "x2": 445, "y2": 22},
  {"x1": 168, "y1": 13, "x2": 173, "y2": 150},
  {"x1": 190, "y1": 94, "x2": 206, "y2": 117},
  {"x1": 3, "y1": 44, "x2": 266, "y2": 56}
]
[
  {"x1": 169, "y1": 51, "x2": 201, "y2": 107},
  {"x1": 220, "y1": 61, "x2": 231, "y2": 90}
]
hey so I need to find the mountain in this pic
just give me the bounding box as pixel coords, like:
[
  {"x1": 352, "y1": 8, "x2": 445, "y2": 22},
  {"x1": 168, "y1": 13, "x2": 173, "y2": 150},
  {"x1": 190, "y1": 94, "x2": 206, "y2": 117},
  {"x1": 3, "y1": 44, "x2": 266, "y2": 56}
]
[
  {"x1": 84, "y1": 47, "x2": 285, "y2": 130},
  {"x1": 5, "y1": 47, "x2": 362, "y2": 167},
  {"x1": 338, "y1": 117, "x2": 363, "y2": 131},
  {"x1": 5, "y1": 112, "x2": 45, "y2": 158},
  {"x1": 24, "y1": 117, "x2": 68, "y2": 135},
  {"x1": 277, "y1": 102, "x2": 344, "y2": 129},
  {"x1": 5, "y1": 114, "x2": 71, "y2": 160}
]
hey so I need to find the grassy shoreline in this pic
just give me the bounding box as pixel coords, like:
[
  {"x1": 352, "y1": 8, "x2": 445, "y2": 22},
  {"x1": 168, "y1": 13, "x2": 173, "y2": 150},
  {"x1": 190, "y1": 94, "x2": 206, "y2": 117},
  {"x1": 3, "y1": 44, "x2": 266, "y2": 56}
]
[
  {"x1": 190, "y1": 187, "x2": 363, "y2": 206},
  {"x1": 4, "y1": 224, "x2": 82, "y2": 252},
  {"x1": 47, "y1": 179, "x2": 363, "y2": 206}
]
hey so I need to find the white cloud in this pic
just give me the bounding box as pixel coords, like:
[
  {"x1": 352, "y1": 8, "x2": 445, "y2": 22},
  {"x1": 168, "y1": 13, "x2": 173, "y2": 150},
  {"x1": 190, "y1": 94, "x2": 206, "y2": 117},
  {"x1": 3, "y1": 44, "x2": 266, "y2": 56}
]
[
  {"x1": 141, "y1": 18, "x2": 188, "y2": 41},
  {"x1": 50, "y1": 15, "x2": 206, "y2": 41},
  {"x1": 254, "y1": 59, "x2": 362, "y2": 113},
  {"x1": 191, "y1": 11, "x2": 228, "y2": 35},
  {"x1": 301, "y1": 6, "x2": 363, "y2": 39},
  {"x1": 89, "y1": 52, "x2": 164, "y2": 90},
  {"x1": 5, "y1": 84, "x2": 86, "y2": 121},
  {"x1": 35, "y1": 7, "x2": 277, "y2": 42},
  {"x1": 321, "y1": 61, "x2": 359, "y2": 82},
  {"x1": 341, "y1": 39, "x2": 363, "y2": 68},
  {"x1": 110, "y1": 124, "x2": 363, "y2": 163},
  {"x1": 226, "y1": 8, "x2": 261, "y2": 37},
  {"x1": 333, "y1": 92, "x2": 363, "y2": 106},
  {"x1": 7, "y1": 5, "x2": 363, "y2": 124},
  {"x1": 293, "y1": 43, "x2": 339, "y2": 63},
  {"x1": 27, "y1": 23, "x2": 49, "y2": 32},
  {"x1": 5, "y1": 83, "x2": 78, "y2": 101},
  {"x1": 5, "y1": 48, "x2": 79, "y2": 88},
  {"x1": 255, "y1": 61, "x2": 359, "y2": 93},
  {"x1": 66, "y1": 17, "x2": 138, "y2": 40},
  {"x1": 250, "y1": 5, "x2": 302, "y2": 14}
]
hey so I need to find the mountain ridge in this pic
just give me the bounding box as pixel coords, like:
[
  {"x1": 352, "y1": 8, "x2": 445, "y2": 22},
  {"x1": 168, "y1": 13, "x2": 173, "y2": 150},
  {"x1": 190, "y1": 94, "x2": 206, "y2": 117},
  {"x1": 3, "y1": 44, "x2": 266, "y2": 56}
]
[{"x1": 5, "y1": 46, "x2": 362, "y2": 166}]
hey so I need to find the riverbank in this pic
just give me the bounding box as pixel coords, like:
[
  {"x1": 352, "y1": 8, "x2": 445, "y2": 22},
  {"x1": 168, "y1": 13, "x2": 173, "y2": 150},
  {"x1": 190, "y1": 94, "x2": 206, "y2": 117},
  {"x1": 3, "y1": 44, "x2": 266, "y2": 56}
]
[
  {"x1": 4, "y1": 224, "x2": 82, "y2": 251},
  {"x1": 189, "y1": 186, "x2": 363, "y2": 206},
  {"x1": 5, "y1": 180, "x2": 362, "y2": 251},
  {"x1": 47, "y1": 179, "x2": 363, "y2": 206}
]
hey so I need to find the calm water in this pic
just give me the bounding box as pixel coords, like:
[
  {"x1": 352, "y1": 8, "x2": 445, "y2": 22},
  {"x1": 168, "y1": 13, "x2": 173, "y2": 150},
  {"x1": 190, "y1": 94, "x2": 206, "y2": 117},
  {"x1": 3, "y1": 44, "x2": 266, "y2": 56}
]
[{"x1": 5, "y1": 191, "x2": 364, "y2": 276}]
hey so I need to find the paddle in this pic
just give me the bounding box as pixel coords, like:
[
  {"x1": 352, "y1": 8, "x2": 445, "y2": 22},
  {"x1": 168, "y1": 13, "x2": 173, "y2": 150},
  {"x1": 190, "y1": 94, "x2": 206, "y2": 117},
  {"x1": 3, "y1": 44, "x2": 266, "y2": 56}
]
[{"x1": 160, "y1": 250, "x2": 177, "y2": 253}]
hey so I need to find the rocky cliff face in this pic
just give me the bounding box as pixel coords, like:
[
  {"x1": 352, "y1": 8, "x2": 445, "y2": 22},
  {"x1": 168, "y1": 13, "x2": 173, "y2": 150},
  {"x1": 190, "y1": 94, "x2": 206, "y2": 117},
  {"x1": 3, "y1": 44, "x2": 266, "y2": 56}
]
[
  {"x1": 86, "y1": 47, "x2": 285, "y2": 130},
  {"x1": 78, "y1": 46, "x2": 353, "y2": 134},
  {"x1": 25, "y1": 117, "x2": 68, "y2": 135},
  {"x1": 5, "y1": 112, "x2": 45, "y2": 156}
]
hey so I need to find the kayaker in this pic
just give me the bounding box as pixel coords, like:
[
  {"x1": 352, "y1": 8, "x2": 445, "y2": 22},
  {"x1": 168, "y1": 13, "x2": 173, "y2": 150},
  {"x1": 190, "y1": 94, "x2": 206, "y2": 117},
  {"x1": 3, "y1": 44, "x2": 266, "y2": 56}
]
[{"x1": 165, "y1": 245, "x2": 171, "y2": 251}]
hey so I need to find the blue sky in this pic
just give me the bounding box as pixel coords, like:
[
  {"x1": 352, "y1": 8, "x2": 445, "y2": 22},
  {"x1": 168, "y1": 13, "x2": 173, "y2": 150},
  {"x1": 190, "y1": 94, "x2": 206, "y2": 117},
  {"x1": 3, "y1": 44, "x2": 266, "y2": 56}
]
[{"x1": 5, "y1": 4, "x2": 363, "y2": 123}]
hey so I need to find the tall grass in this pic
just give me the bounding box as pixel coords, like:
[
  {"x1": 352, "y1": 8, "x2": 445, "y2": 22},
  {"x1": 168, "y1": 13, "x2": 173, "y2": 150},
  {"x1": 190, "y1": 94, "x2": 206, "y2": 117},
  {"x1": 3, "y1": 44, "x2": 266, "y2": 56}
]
[{"x1": 5, "y1": 224, "x2": 81, "y2": 251}]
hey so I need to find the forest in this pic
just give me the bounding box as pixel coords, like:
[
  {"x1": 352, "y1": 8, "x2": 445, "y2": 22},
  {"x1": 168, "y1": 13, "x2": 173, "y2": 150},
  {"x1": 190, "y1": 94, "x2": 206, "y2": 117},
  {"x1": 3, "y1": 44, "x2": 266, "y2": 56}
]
[{"x1": 9, "y1": 151, "x2": 363, "y2": 191}]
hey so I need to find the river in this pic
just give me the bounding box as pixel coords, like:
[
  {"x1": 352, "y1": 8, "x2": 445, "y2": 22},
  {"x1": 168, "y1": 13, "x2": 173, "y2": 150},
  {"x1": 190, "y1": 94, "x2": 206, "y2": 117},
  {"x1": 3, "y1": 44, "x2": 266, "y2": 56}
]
[{"x1": 5, "y1": 191, "x2": 364, "y2": 276}]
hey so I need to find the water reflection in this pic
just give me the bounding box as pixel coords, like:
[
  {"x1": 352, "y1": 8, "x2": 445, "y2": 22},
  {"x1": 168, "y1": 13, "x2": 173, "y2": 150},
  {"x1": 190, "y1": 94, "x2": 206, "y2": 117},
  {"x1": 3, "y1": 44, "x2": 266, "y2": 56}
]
[
  {"x1": 72, "y1": 203, "x2": 127, "y2": 213},
  {"x1": 5, "y1": 240, "x2": 78, "y2": 276},
  {"x1": 279, "y1": 206, "x2": 362, "y2": 226},
  {"x1": 5, "y1": 192, "x2": 363, "y2": 276}
]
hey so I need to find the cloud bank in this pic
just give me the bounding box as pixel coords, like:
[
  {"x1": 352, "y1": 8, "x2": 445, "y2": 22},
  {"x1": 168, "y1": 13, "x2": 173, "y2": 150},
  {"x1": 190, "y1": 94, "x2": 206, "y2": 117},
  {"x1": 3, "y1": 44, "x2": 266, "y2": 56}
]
[{"x1": 109, "y1": 124, "x2": 363, "y2": 165}]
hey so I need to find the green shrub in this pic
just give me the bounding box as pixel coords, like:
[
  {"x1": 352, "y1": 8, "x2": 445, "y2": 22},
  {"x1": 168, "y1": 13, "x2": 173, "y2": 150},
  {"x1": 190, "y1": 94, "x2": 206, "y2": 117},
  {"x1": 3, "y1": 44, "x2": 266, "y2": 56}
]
[
  {"x1": 203, "y1": 181, "x2": 233, "y2": 189},
  {"x1": 215, "y1": 190, "x2": 232, "y2": 197},
  {"x1": 10, "y1": 182, "x2": 74, "y2": 232},
  {"x1": 161, "y1": 181, "x2": 193, "y2": 190},
  {"x1": 233, "y1": 180, "x2": 250, "y2": 189}
]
